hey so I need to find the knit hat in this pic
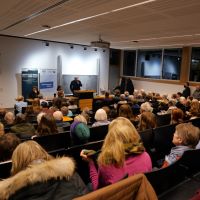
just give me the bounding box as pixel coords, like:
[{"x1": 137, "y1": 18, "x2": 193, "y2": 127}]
[{"x1": 74, "y1": 123, "x2": 90, "y2": 140}]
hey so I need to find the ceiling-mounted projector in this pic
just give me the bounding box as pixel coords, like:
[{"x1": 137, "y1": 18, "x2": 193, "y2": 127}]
[{"x1": 91, "y1": 36, "x2": 110, "y2": 48}]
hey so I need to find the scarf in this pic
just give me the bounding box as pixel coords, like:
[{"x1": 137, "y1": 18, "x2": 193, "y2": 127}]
[{"x1": 124, "y1": 142, "x2": 145, "y2": 156}]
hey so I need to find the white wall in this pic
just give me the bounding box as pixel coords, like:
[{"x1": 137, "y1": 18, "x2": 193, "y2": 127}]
[{"x1": 0, "y1": 36, "x2": 109, "y2": 108}]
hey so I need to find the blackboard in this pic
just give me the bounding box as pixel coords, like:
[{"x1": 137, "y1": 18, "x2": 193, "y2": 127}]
[
  {"x1": 22, "y1": 69, "x2": 38, "y2": 100},
  {"x1": 62, "y1": 75, "x2": 98, "y2": 95}
]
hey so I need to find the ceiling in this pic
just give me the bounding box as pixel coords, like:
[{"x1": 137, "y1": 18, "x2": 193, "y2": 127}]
[{"x1": 1, "y1": 0, "x2": 200, "y2": 49}]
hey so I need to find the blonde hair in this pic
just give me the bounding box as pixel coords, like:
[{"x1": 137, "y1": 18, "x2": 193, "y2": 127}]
[
  {"x1": 74, "y1": 114, "x2": 87, "y2": 124},
  {"x1": 190, "y1": 99, "x2": 200, "y2": 116},
  {"x1": 97, "y1": 117, "x2": 140, "y2": 167},
  {"x1": 176, "y1": 123, "x2": 200, "y2": 148},
  {"x1": 15, "y1": 95, "x2": 24, "y2": 101},
  {"x1": 95, "y1": 109, "x2": 107, "y2": 121},
  {"x1": 140, "y1": 102, "x2": 153, "y2": 113},
  {"x1": 0, "y1": 122, "x2": 4, "y2": 136},
  {"x1": 11, "y1": 141, "x2": 52, "y2": 175},
  {"x1": 4, "y1": 112, "x2": 15, "y2": 124}
]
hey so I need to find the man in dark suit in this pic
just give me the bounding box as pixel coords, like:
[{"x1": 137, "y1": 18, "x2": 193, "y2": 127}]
[{"x1": 70, "y1": 77, "x2": 82, "y2": 94}]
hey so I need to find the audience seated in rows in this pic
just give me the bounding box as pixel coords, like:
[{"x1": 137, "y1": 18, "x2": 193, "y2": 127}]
[
  {"x1": 53, "y1": 111, "x2": 70, "y2": 132},
  {"x1": 138, "y1": 111, "x2": 157, "y2": 131},
  {"x1": 92, "y1": 109, "x2": 110, "y2": 127},
  {"x1": 102, "y1": 91, "x2": 113, "y2": 107},
  {"x1": 68, "y1": 99, "x2": 78, "y2": 110},
  {"x1": 52, "y1": 89, "x2": 68, "y2": 110},
  {"x1": 40, "y1": 101, "x2": 52, "y2": 114},
  {"x1": 81, "y1": 107, "x2": 91, "y2": 124},
  {"x1": 131, "y1": 100, "x2": 140, "y2": 119},
  {"x1": 14, "y1": 95, "x2": 27, "y2": 115},
  {"x1": 192, "y1": 85, "x2": 200, "y2": 100},
  {"x1": 117, "y1": 94, "x2": 127, "y2": 105},
  {"x1": 0, "y1": 141, "x2": 88, "y2": 199},
  {"x1": 124, "y1": 91, "x2": 129, "y2": 100},
  {"x1": 140, "y1": 102, "x2": 153, "y2": 113},
  {"x1": 61, "y1": 106, "x2": 73, "y2": 117},
  {"x1": 36, "y1": 112, "x2": 46, "y2": 124},
  {"x1": 0, "y1": 133, "x2": 20, "y2": 162},
  {"x1": 35, "y1": 114, "x2": 58, "y2": 137},
  {"x1": 3, "y1": 112, "x2": 15, "y2": 130},
  {"x1": 118, "y1": 104, "x2": 136, "y2": 125},
  {"x1": 170, "y1": 108, "x2": 184, "y2": 124},
  {"x1": 70, "y1": 115, "x2": 90, "y2": 145},
  {"x1": 112, "y1": 88, "x2": 120, "y2": 102},
  {"x1": 162, "y1": 123, "x2": 200, "y2": 168},
  {"x1": 187, "y1": 99, "x2": 200, "y2": 120},
  {"x1": 80, "y1": 117, "x2": 152, "y2": 190},
  {"x1": 10, "y1": 113, "x2": 35, "y2": 139},
  {"x1": 102, "y1": 106, "x2": 111, "y2": 121},
  {"x1": 24, "y1": 106, "x2": 37, "y2": 123},
  {"x1": 167, "y1": 100, "x2": 177, "y2": 113},
  {"x1": 175, "y1": 96, "x2": 189, "y2": 113}
]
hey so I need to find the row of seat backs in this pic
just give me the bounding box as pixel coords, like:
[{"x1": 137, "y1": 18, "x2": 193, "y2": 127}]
[
  {"x1": 89, "y1": 125, "x2": 108, "y2": 142},
  {"x1": 33, "y1": 131, "x2": 71, "y2": 154},
  {"x1": 32, "y1": 125, "x2": 108, "y2": 153},
  {"x1": 145, "y1": 149, "x2": 200, "y2": 196},
  {"x1": 1, "y1": 149, "x2": 198, "y2": 199},
  {"x1": 139, "y1": 117, "x2": 200, "y2": 167},
  {"x1": 0, "y1": 139, "x2": 104, "y2": 181},
  {"x1": 155, "y1": 113, "x2": 171, "y2": 127},
  {"x1": 62, "y1": 141, "x2": 200, "y2": 196},
  {"x1": 139, "y1": 124, "x2": 176, "y2": 167},
  {"x1": 1, "y1": 118, "x2": 199, "y2": 182},
  {"x1": 63, "y1": 131, "x2": 200, "y2": 188},
  {"x1": 0, "y1": 125, "x2": 108, "y2": 180},
  {"x1": 65, "y1": 140, "x2": 104, "y2": 184},
  {"x1": 1, "y1": 141, "x2": 199, "y2": 197},
  {"x1": 151, "y1": 113, "x2": 200, "y2": 128},
  {"x1": 0, "y1": 160, "x2": 12, "y2": 180},
  {"x1": 187, "y1": 117, "x2": 200, "y2": 128}
]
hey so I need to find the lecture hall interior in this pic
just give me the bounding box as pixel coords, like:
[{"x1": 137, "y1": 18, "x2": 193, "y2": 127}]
[{"x1": 0, "y1": 0, "x2": 200, "y2": 199}]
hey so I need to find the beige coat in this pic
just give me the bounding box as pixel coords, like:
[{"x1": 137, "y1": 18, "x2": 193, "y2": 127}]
[{"x1": 74, "y1": 173, "x2": 158, "y2": 200}]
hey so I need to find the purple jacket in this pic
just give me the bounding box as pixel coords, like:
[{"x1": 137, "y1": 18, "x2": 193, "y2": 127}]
[{"x1": 89, "y1": 152, "x2": 152, "y2": 190}]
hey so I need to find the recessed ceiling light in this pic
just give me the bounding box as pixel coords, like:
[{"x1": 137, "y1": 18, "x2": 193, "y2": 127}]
[{"x1": 42, "y1": 25, "x2": 51, "y2": 29}]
